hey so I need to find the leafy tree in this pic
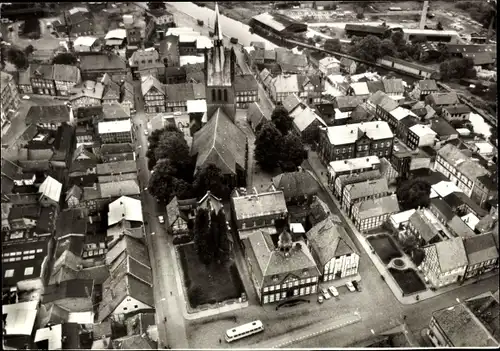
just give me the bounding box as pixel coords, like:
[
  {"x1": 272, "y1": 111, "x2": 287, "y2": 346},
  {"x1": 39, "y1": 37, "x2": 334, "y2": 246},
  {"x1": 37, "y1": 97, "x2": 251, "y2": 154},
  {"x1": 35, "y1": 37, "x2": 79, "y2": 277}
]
[
  {"x1": 436, "y1": 22, "x2": 444, "y2": 30},
  {"x1": 279, "y1": 133, "x2": 307, "y2": 172},
  {"x1": 380, "y1": 39, "x2": 396, "y2": 57},
  {"x1": 52, "y1": 52, "x2": 77, "y2": 65},
  {"x1": 154, "y1": 131, "x2": 192, "y2": 179},
  {"x1": 356, "y1": 12, "x2": 364, "y2": 19},
  {"x1": 254, "y1": 121, "x2": 283, "y2": 172},
  {"x1": 215, "y1": 211, "x2": 230, "y2": 262},
  {"x1": 193, "y1": 164, "x2": 229, "y2": 200},
  {"x1": 349, "y1": 35, "x2": 382, "y2": 62},
  {"x1": 6, "y1": 47, "x2": 28, "y2": 70},
  {"x1": 173, "y1": 178, "x2": 194, "y2": 200},
  {"x1": 193, "y1": 208, "x2": 212, "y2": 265},
  {"x1": 410, "y1": 248, "x2": 425, "y2": 266},
  {"x1": 396, "y1": 179, "x2": 432, "y2": 211},
  {"x1": 271, "y1": 105, "x2": 293, "y2": 135},
  {"x1": 147, "y1": 2, "x2": 166, "y2": 10},
  {"x1": 148, "y1": 159, "x2": 178, "y2": 203},
  {"x1": 24, "y1": 45, "x2": 35, "y2": 56},
  {"x1": 324, "y1": 38, "x2": 342, "y2": 52},
  {"x1": 400, "y1": 233, "x2": 420, "y2": 254}
]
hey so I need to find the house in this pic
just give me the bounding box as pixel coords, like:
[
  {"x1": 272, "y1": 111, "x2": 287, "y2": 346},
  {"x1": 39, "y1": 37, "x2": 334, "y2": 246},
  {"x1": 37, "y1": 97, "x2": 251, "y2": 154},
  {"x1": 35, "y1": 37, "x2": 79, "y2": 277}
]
[
  {"x1": 98, "y1": 119, "x2": 133, "y2": 144},
  {"x1": 158, "y1": 35, "x2": 180, "y2": 67},
  {"x1": 100, "y1": 143, "x2": 135, "y2": 162},
  {"x1": 429, "y1": 118, "x2": 459, "y2": 142},
  {"x1": 340, "y1": 57, "x2": 357, "y2": 75},
  {"x1": 28, "y1": 64, "x2": 56, "y2": 96},
  {"x1": 234, "y1": 75, "x2": 258, "y2": 108},
  {"x1": 150, "y1": 8, "x2": 174, "y2": 27},
  {"x1": 298, "y1": 75, "x2": 324, "y2": 105},
  {"x1": 404, "y1": 208, "x2": 444, "y2": 245},
  {"x1": 98, "y1": 254, "x2": 153, "y2": 321},
  {"x1": 419, "y1": 237, "x2": 468, "y2": 288},
  {"x1": 318, "y1": 121, "x2": 394, "y2": 164},
  {"x1": 463, "y1": 233, "x2": 499, "y2": 279},
  {"x1": 231, "y1": 187, "x2": 288, "y2": 238},
  {"x1": 382, "y1": 79, "x2": 405, "y2": 102},
  {"x1": 42, "y1": 279, "x2": 94, "y2": 312},
  {"x1": 283, "y1": 93, "x2": 306, "y2": 115},
  {"x1": 411, "y1": 79, "x2": 439, "y2": 100},
  {"x1": 165, "y1": 83, "x2": 204, "y2": 113},
  {"x1": 351, "y1": 194, "x2": 400, "y2": 232},
  {"x1": 333, "y1": 96, "x2": 365, "y2": 117},
  {"x1": 406, "y1": 124, "x2": 437, "y2": 150},
  {"x1": 74, "y1": 36, "x2": 100, "y2": 52},
  {"x1": 53, "y1": 64, "x2": 81, "y2": 97},
  {"x1": 129, "y1": 48, "x2": 163, "y2": 79},
  {"x1": 191, "y1": 108, "x2": 248, "y2": 189},
  {"x1": 347, "y1": 82, "x2": 370, "y2": 101},
  {"x1": 34, "y1": 323, "x2": 83, "y2": 350},
  {"x1": 435, "y1": 143, "x2": 491, "y2": 200},
  {"x1": 104, "y1": 28, "x2": 127, "y2": 48},
  {"x1": 327, "y1": 155, "x2": 381, "y2": 189},
  {"x1": 375, "y1": 95, "x2": 400, "y2": 127},
  {"x1": 101, "y1": 74, "x2": 121, "y2": 105},
  {"x1": 306, "y1": 216, "x2": 359, "y2": 282},
  {"x1": 141, "y1": 75, "x2": 166, "y2": 114},
  {"x1": 166, "y1": 197, "x2": 192, "y2": 236},
  {"x1": 292, "y1": 107, "x2": 327, "y2": 143},
  {"x1": 185, "y1": 63, "x2": 204, "y2": 84},
  {"x1": 69, "y1": 80, "x2": 105, "y2": 109},
  {"x1": 2, "y1": 235, "x2": 50, "y2": 291},
  {"x1": 244, "y1": 229, "x2": 320, "y2": 305},
  {"x1": 318, "y1": 56, "x2": 340, "y2": 76},
  {"x1": 442, "y1": 104, "x2": 471, "y2": 122},
  {"x1": 79, "y1": 53, "x2": 128, "y2": 81},
  {"x1": 96, "y1": 160, "x2": 137, "y2": 176},
  {"x1": 246, "y1": 102, "x2": 271, "y2": 132},
  {"x1": 164, "y1": 66, "x2": 186, "y2": 85},
  {"x1": 277, "y1": 50, "x2": 309, "y2": 74},
  {"x1": 39, "y1": 175, "x2": 62, "y2": 207},
  {"x1": 121, "y1": 80, "x2": 136, "y2": 113},
  {"x1": 1, "y1": 71, "x2": 20, "y2": 133},
  {"x1": 425, "y1": 92, "x2": 460, "y2": 113},
  {"x1": 25, "y1": 105, "x2": 73, "y2": 130},
  {"x1": 3, "y1": 301, "x2": 39, "y2": 349},
  {"x1": 101, "y1": 103, "x2": 131, "y2": 122},
  {"x1": 270, "y1": 74, "x2": 300, "y2": 103},
  {"x1": 341, "y1": 178, "x2": 390, "y2": 216},
  {"x1": 427, "y1": 293, "x2": 500, "y2": 347},
  {"x1": 272, "y1": 169, "x2": 320, "y2": 207}
]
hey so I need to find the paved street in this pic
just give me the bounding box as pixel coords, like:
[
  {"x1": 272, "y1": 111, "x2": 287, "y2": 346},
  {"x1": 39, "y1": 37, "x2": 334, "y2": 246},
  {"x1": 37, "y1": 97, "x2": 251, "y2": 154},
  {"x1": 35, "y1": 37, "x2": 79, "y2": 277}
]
[{"x1": 132, "y1": 92, "x2": 189, "y2": 349}]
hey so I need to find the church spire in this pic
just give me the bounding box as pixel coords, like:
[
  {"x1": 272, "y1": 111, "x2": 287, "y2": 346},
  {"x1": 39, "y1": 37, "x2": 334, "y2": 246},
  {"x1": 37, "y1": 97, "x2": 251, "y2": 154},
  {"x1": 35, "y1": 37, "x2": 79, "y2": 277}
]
[{"x1": 214, "y1": 2, "x2": 223, "y2": 43}]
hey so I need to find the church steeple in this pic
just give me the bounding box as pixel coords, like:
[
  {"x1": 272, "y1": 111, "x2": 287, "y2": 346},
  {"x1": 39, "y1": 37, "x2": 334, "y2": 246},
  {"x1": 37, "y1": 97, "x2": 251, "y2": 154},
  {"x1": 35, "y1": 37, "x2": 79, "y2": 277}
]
[{"x1": 214, "y1": 2, "x2": 224, "y2": 46}]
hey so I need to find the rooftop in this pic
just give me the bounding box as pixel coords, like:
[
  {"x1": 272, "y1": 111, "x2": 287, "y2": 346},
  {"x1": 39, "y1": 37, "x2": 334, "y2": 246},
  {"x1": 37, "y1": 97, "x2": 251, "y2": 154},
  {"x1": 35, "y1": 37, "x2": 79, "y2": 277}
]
[
  {"x1": 232, "y1": 189, "x2": 287, "y2": 221},
  {"x1": 325, "y1": 121, "x2": 393, "y2": 145},
  {"x1": 354, "y1": 194, "x2": 400, "y2": 220},
  {"x1": 272, "y1": 169, "x2": 320, "y2": 199}
]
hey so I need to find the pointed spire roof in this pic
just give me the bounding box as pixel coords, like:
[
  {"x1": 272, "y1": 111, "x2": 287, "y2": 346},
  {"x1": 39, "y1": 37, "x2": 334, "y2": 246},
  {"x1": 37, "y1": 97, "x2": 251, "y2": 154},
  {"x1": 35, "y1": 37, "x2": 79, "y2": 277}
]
[{"x1": 214, "y1": 2, "x2": 223, "y2": 42}]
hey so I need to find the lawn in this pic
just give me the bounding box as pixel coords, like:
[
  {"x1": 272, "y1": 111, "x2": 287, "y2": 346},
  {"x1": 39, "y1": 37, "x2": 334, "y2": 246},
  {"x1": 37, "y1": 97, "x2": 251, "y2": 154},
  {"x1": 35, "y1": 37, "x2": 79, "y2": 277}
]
[
  {"x1": 178, "y1": 243, "x2": 245, "y2": 309},
  {"x1": 367, "y1": 234, "x2": 403, "y2": 264},
  {"x1": 388, "y1": 268, "x2": 427, "y2": 295}
]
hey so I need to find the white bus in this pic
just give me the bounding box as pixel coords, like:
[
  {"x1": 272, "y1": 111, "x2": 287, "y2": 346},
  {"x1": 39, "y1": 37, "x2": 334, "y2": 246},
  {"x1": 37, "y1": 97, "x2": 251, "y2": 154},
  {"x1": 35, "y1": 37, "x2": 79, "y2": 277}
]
[
  {"x1": 389, "y1": 7, "x2": 402, "y2": 11},
  {"x1": 225, "y1": 320, "x2": 264, "y2": 343}
]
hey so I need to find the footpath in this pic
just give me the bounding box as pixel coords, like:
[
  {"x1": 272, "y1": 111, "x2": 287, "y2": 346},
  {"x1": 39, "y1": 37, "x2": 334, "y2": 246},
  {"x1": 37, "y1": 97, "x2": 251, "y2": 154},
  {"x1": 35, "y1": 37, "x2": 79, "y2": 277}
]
[{"x1": 305, "y1": 150, "x2": 498, "y2": 305}]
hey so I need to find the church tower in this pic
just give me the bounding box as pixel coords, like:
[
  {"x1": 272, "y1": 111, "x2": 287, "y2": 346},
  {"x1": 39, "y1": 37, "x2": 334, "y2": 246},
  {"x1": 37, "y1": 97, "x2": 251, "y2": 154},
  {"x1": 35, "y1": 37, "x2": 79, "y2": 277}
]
[{"x1": 204, "y1": 2, "x2": 236, "y2": 122}]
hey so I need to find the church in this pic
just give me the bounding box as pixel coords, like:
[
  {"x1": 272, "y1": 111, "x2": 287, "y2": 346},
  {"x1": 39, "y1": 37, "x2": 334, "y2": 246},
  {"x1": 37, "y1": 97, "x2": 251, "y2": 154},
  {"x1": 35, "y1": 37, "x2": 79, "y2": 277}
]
[{"x1": 190, "y1": 3, "x2": 248, "y2": 189}]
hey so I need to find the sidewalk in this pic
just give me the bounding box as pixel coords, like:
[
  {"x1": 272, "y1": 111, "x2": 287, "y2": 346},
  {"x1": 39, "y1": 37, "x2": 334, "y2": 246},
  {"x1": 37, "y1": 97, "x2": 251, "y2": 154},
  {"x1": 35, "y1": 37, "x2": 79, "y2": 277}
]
[{"x1": 305, "y1": 150, "x2": 498, "y2": 305}]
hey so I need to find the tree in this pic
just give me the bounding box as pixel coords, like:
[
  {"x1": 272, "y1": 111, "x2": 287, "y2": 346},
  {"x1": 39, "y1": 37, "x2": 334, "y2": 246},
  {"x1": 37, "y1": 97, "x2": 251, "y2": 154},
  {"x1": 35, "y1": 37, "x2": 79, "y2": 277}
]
[
  {"x1": 6, "y1": 47, "x2": 28, "y2": 70},
  {"x1": 279, "y1": 133, "x2": 308, "y2": 172},
  {"x1": 254, "y1": 121, "x2": 283, "y2": 172},
  {"x1": 173, "y1": 178, "x2": 194, "y2": 200},
  {"x1": 215, "y1": 211, "x2": 230, "y2": 262},
  {"x1": 380, "y1": 39, "x2": 396, "y2": 57},
  {"x1": 271, "y1": 105, "x2": 293, "y2": 135},
  {"x1": 154, "y1": 132, "x2": 192, "y2": 179},
  {"x1": 148, "y1": 159, "x2": 178, "y2": 203},
  {"x1": 396, "y1": 179, "x2": 432, "y2": 211},
  {"x1": 24, "y1": 45, "x2": 35, "y2": 56},
  {"x1": 349, "y1": 35, "x2": 382, "y2": 62},
  {"x1": 400, "y1": 233, "x2": 420, "y2": 254},
  {"x1": 193, "y1": 164, "x2": 229, "y2": 200},
  {"x1": 436, "y1": 22, "x2": 444, "y2": 30},
  {"x1": 193, "y1": 208, "x2": 212, "y2": 265},
  {"x1": 52, "y1": 52, "x2": 77, "y2": 65},
  {"x1": 147, "y1": 2, "x2": 166, "y2": 10},
  {"x1": 324, "y1": 38, "x2": 342, "y2": 52}
]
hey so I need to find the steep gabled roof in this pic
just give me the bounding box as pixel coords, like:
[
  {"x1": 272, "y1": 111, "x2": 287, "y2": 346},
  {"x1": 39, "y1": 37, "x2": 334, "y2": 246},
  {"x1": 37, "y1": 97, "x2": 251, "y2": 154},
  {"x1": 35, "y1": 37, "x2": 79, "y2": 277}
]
[{"x1": 191, "y1": 108, "x2": 247, "y2": 175}]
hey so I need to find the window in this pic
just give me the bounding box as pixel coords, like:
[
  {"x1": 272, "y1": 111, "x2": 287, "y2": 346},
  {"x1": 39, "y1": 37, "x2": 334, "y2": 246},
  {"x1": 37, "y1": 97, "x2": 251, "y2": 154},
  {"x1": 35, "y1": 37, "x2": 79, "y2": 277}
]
[
  {"x1": 123, "y1": 307, "x2": 128, "y2": 311},
  {"x1": 134, "y1": 305, "x2": 138, "y2": 308},
  {"x1": 211, "y1": 89, "x2": 216, "y2": 101},
  {"x1": 24, "y1": 267, "x2": 34, "y2": 276},
  {"x1": 264, "y1": 287, "x2": 269, "y2": 292},
  {"x1": 218, "y1": 89, "x2": 222, "y2": 101},
  {"x1": 224, "y1": 89, "x2": 228, "y2": 102},
  {"x1": 5, "y1": 269, "x2": 14, "y2": 278}
]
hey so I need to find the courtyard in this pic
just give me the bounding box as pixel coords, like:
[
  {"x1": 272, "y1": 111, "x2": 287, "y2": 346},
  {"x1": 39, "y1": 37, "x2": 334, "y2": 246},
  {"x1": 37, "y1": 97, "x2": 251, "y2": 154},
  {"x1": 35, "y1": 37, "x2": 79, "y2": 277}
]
[
  {"x1": 388, "y1": 268, "x2": 427, "y2": 296},
  {"x1": 367, "y1": 234, "x2": 403, "y2": 265}
]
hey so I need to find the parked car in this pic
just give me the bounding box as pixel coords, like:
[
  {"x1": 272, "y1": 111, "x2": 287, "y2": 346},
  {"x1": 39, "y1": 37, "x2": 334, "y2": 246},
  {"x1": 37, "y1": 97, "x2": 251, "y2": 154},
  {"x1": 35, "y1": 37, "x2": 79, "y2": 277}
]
[
  {"x1": 230, "y1": 37, "x2": 238, "y2": 44},
  {"x1": 318, "y1": 295, "x2": 324, "y2": 304},
  {"x1": 158, "y1": 216, "x2": 165, "y2": 224},
  {"x1": 328, "y1": 286, "x2": 339, "y2": 297},
  {"x1": 320, "y1": 288, "x2": 331, "y2": 300},
  {"x1": 144, "y1": 130, "x2": 149, "y2": 136},
  {"x1": 22, "y1": 95, "x2": 30, "y2": 100},
  {"x1": 151, "y1": 232, "x2": 155, "y2": 236},
  {"x1": 346, "y1": 281, "x2": 356, "y2": 292},
  {"x1": 144, "y1": 187, "x2": 148, "y2": 191},
  {"x1": 352, "y1": 280, "x2": 362, "y2": 292}
]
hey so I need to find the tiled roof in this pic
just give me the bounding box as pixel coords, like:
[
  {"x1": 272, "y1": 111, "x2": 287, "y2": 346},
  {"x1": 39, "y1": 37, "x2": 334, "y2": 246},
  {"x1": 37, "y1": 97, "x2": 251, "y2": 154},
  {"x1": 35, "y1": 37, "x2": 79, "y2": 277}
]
[
  {"x1": 106, "y1": 235, "x2": 150, "y2": 268},
  {"x1": 354, "y1": 194, "x2": 400, "y2": 220},
  {"x1": 434, "y1": 237, "x2": 468, "y2": 272},
  {"x1": 272, "y1": 170, "x2": 320, "y2": 199},
  {"x1": 344, "y1": 178, "x2": 389, "y2": 200},
  {"x1": 272, "y1": 74, "x2": 299, "y2": 93},
  {"x1": 100, "y1": 143, "x2": 134, "y2": 155},
  {"x1": 39, "y1": 175, "x2": 62, "y2": 203},
  {"x1": 292, "y1": 107, "x2": 327, "y2": 132},
  {"x1": 141, "y1": 75, "x2": 165, "y2": 96},
  {"x1": 108, "y1": 196, "x2": 143, "y2": 226},
  {"x1": 325, "y1": 121, "x2": 393, "y2": 145},
  {"x1": 366, "y1": 80, "x2": 385, "y2": 94},
  {"x1": 30, "y1": 63, "x2": 54, "y2": 80},
  {"x1": 99, "y1": 179, "x2": 140, "y2": 197},
  {"x1": 430, "y1": 118, "x2": 458, "y2": 137},
  {"x1": 282, "y1": 93, "x2": 303, "y2": 113},
  {"x1": 96, "y1": 160, "x2": 137, "y2": 175},
  {"x1": 427, "y1": 92, "x2": 460, "y2": 106},
  {"x1": 443, "y1": 104, "x2": 471, "y2": 114},
  {"x1": 418, "y1": 79, "x2": 438, "y2": 91},
  {"x1": 306, "y1": 216, "x2": 357, "y2": 265},
  {"x1": 102, "y1": 104, "x2": 130, "y2": 120},
  {"x1": 43, "y1": 279, "x2": 94, "y2": 303},
  {"x1": 409, "y1": 210, "x2": 441, "y2": 242},
  {"x1": 191, "y1": 108, "x2": 247, "y2": 175},
  {"x1": 463, "y1": 233, "x2": 499, "y2": 265},
  {"x1": 246, "y1": 102, "x2": 271, "y2": 128},
  {"x1": 382, "y1": 78, "x2": 404, "y2": 94},
  {"x1": 234, "y1": 74, "x2": 258, "y2": 92},
  {"x1": 430, "y1": 198, "x2": 455, "y2": 221},
  {"x1": 56, "y1": 208, "x2": 88, "y2": 239},
  {"x1": 165, "y1": 82, "x2": 196, "y2": 102},
  {"x1": 53, "y1": 64, "x2": 80, "y2": 83},
  {"x1": 25, "y1": 105, "x2": 71, "y2": 124},
  {"x1": 438, "y1": 143, "x2": 489, "y2": 182},
  {"x1": 79, "y1": 53, "x2": 126, "y2": 72}
]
